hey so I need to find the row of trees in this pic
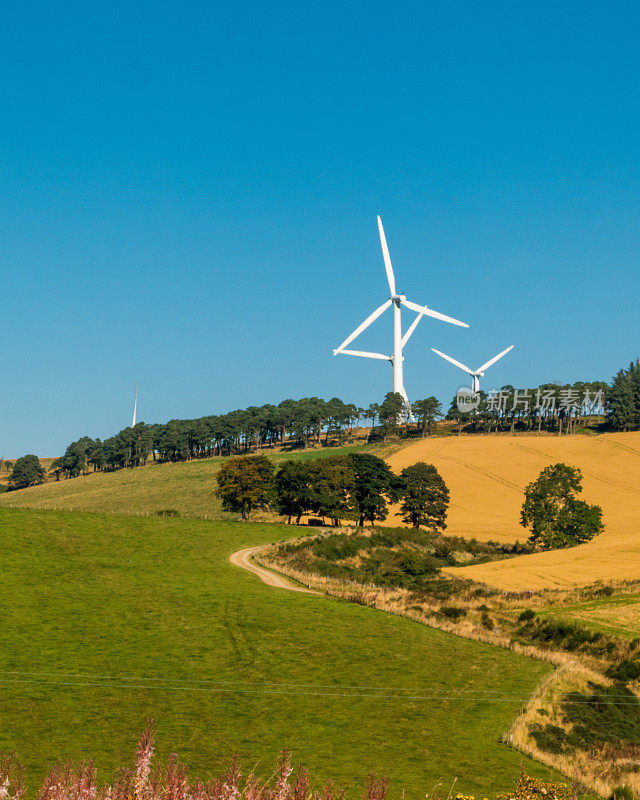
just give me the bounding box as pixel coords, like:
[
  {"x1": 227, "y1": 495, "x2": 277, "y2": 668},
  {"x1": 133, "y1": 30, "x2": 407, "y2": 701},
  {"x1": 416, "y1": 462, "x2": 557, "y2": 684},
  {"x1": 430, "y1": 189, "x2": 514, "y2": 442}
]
[
  {"x1": 218, "y1": 452, "x2": 602, "y2": 550},
  {"x1": 216, "y1": 453, "x2": 450, "y2": 530},
  {"x1": 48, "y1": 394, "x2": 443, "y2": 481},
  {"x1": 50, "y1": 397, "x2": 363, "y2": 478},
  {"x1": 447, "y1": 381, "x2": 609, "y2": 434},
  {"x1": 7, "y1": 359, "x2": 639, "y2": 487}
]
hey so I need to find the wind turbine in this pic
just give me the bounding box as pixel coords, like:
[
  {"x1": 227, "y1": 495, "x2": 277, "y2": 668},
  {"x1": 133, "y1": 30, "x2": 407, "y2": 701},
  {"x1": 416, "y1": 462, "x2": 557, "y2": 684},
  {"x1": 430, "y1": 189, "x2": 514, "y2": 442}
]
[
  {"x1": 431, "y1": 345, "x2": 515, "y2": 393},
  {"x1": 333, "y1": 215, "x2": 469, "y2": 417},
  {"x1": 132, "y1": 383, "x2": 138, "y2": 427}
]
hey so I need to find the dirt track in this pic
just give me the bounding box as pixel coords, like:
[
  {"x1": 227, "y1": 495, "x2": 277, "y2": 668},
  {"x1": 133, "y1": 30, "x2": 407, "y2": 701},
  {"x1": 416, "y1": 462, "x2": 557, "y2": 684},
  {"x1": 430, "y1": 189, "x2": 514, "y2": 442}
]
[{"x1": 229, "y1": 545, "x2": 320, "y2": 594}]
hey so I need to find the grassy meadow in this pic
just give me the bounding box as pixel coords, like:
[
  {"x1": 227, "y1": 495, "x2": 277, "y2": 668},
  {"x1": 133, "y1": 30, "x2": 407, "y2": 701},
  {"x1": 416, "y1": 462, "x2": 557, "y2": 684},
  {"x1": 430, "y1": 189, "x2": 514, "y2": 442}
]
[
  {"x1": 538, "y1": 592, "x2": 640, "y2": 639},
  {"x1": 0, "y1": 506, "x2": 555, "y2": 797},
  {"x1": 0, "y1": 443, "x2": 395, "y2": 519}
]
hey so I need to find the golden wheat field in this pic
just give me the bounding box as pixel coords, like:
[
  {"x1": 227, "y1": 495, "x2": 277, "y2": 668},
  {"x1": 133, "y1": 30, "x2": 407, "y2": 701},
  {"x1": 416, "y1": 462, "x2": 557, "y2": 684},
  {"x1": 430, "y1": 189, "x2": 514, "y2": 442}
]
[{"x1": 385, "y1": 431, "x2": 640, "y2": 591}]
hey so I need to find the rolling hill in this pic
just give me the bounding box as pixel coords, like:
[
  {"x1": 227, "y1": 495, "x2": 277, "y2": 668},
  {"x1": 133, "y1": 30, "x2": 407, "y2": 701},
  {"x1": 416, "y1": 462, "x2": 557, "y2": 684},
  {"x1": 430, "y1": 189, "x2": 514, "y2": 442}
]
[
  {"x1": 4, "y1": 432, "x2": 640, "y2": 591},
  {"x1": 0, "y1": 507, "x2": 552, "y2": 797},
  {"x1": 385, "y1": 431, "x2": 640, "y2": 590},
  {"x1": 0, "y1": 444, "x2": 394, "y2": 519}
]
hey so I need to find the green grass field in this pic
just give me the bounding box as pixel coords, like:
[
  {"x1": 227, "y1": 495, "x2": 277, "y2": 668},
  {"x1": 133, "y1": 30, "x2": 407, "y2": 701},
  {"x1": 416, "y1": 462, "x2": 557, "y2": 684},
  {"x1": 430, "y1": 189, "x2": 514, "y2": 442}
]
[
  {"x1": 0, "y1": 444, "x2": 395, "y2": 519},
  {"x1": 538, "y1": 593, "x2": 640, "y2": 639},
  {"x1": 0, "y1": 507, "x2": 554, "y2": 797}
]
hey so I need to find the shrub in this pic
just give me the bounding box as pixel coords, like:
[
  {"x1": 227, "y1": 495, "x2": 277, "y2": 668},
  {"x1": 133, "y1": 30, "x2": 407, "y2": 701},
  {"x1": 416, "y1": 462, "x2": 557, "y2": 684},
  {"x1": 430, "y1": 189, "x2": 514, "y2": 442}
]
[
  {"x1": 439, "y1": 605, "x2": 467, "y2": 621},
  {"x1": 519, "y1": 618, "x2": 603, "y2": 652},
  {"x1": 480, "y1": 610, "x2": 493, "y2": 630},
  {"x1": 518, "y1": 608, "x2": 536, "y2": 623},
  {"x1": 532, "y1": 683, "x2": 640, "y2": 755},
  {"x1": 529, "y1": 722, "x2": 569, "y2": 755},
  {"x1": 606, "y1": 660, "x2": 640, "y2": 682},
  {"x1": 610, "y1": 787, "x2": 635, "y2": 800},
  {"x1": 312, "y1": 534, "x2": 360, "y2": 561},
  {"x1": 497, "y1": 771, "x2": 574, "y2": 800}
]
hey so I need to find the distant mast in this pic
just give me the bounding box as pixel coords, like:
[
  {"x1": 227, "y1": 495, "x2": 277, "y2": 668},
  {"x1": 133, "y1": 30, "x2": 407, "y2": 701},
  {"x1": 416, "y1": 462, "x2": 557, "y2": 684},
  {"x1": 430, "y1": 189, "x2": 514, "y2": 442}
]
[{"x1": 132, "y1": 383, "x2": 138, "y2": 427}]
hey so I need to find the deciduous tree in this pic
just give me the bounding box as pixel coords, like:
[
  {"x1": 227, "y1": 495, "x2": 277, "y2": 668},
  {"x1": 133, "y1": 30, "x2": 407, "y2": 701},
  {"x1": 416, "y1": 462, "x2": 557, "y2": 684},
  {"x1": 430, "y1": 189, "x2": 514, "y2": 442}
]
[
  {"x1": 399, "y1": 462, "x2": 449, "y2": 530},
  {"x1": 8, "y1": 454, "x2": 45, "y2": 490},
  {"x1": 349, "y1": 453, "x2": 403, "y2": 526},
  {"x1": 520, "y1": 462, "x2": 604, "y2": 549},
  {"x1": 215, "y1": 455, "x2": 275, "y2": 520}
]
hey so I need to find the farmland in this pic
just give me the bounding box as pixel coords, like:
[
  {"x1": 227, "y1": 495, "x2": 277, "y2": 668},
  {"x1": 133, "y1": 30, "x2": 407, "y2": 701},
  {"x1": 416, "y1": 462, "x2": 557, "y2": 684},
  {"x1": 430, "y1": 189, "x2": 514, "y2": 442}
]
[
  {"x1": 385, "y1": 431, "x2": 640, "y2": 590},
  {"x1": 0, "y1": 507, "x2": 553, "y2": 797},
  {"x1": 4, "y1": 431, "x2": 640, "y2": 591}
]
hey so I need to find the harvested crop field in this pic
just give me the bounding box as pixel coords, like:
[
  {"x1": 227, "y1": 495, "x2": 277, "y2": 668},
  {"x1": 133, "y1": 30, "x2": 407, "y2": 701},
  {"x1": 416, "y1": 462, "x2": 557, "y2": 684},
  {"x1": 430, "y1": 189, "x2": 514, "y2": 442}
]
[{"x1": 385, "y1": 432, "x2": 640, "y2": 591}]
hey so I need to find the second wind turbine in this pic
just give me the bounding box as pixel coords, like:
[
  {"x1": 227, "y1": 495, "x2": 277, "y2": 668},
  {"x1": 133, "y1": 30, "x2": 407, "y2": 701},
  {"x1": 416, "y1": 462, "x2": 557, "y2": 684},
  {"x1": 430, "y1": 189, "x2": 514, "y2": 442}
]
[{"x1": 333, "y1": 216, "x2": 469, "y2": 416}]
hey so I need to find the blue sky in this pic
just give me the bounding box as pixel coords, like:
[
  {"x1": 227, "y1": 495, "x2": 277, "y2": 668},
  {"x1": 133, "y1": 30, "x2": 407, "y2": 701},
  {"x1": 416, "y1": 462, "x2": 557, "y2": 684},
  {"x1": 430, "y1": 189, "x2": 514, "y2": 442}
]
[{"x1": 1, "y1": 1, "x2": 639, "y2": 456}]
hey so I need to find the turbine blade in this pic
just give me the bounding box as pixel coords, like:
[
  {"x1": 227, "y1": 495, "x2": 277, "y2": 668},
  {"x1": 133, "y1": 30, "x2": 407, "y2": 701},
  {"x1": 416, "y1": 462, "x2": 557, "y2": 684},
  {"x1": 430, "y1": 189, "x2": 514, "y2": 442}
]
[
  {"x1": 399, "y1": 385, "x2": 415, "y2": 422},
  {"x1": 431, "y1": 348, "x2": 474, "y2": 375},
  {"x1": 401, "y1": 298, "x2": 469, "y2": 328},
  {"x1": 337, "y1": 349, "x2": 392, "y2": 361},
  {"x1": 132, "y1": 383, "x2": 138, "y2": 427},
  {"x1": 377, "y1": 215, "x2": 396, "y2": 296},
  {"x1": 476, "y1": 345, "x2": 515, "y2": 374},
  {"x1": 401, "y1": 308, "x2": 425, "y2": 348},
  {"x1": 334, "y1": 299, "x2": 392, "y2": 353}
]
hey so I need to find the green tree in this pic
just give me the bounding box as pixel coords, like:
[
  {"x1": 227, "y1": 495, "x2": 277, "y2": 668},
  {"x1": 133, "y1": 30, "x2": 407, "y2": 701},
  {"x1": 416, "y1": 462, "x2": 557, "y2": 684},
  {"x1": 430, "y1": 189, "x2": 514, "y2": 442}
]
[
  {"x1": 400, "y1": 462, "x2": 450, "y2": 530},
  {"x1": 366, "y1": 403, "x2": 380, "y2": 428},
  {"x1": 608, "y1": 361, "x2": 640, "y2": 431},
  {"x1": 349, "y1": 453, "x2": 403, "y2": 526},
  {"x1": 412, "y1": 397, "x2": 442, "y2": 435},
  {"x1": 308, "y1": 455, "x2": 355, "y2": 526},
  {"x1": 274, "y1": 461, "x2": 314, "y2": 524},
  {"x1": 215, "y1": 455, "x2": 275, "y2": 520},
  {"x1": 8, "y1": 455, "x2": 45, "y2": 490},
  {"x1": 520, "y1": 462, "x2": 604, "y2": 549},
  {"x1": 379, "y1": 392, "x2": 405, "y2": 428}
]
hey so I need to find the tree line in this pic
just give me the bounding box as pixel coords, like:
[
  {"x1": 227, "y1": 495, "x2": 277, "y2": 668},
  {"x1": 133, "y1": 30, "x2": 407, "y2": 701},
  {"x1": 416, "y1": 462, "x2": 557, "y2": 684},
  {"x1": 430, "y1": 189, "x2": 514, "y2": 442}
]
[
  {"x1": 5, "y1": 358, "x2": 640, "y2": 489},
  {"x1": 46, "y1": 393, "x2": 443, "y2": 482},
  {"x1": 446, "y1": 380, "x2": 610, "y2": 434},
  {"x1": 216, "y1": 452, "x2": 450, "y2": 530}
]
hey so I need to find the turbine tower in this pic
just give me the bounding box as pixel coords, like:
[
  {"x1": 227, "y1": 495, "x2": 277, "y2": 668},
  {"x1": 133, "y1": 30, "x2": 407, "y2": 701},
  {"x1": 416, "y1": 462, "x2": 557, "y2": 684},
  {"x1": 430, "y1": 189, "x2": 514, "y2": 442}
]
[
  {"x1": 334, "y1": 215, "x2": 469, "y2": 416},
  {"x1": 132, "y1": 383, "x2": 138, "y2": 427},
  {"x1": 431, "y1": 345, "x2": 515, "y2": 393}
]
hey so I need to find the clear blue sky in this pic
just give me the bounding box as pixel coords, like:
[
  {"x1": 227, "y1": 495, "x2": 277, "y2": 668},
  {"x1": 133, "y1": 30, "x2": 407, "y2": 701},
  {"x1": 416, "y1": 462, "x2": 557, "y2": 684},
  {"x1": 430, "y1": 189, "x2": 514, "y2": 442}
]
[{"x1": 2, "y1": 1, "x2": 639, "y2": 456}]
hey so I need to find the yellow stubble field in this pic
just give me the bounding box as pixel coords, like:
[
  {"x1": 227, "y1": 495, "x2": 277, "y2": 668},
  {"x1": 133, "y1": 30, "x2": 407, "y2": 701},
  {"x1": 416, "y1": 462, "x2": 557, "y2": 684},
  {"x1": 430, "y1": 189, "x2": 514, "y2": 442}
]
[{"x1": 385, "y1": 431, "x2": 640, "y2": 591}]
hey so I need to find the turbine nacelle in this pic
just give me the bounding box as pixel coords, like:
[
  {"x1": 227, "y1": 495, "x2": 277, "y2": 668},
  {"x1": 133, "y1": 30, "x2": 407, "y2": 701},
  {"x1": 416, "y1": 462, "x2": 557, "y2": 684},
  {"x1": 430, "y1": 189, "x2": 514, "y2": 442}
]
[{"x1": 391, "y1": 294, "x2": 406, "y2": 305}]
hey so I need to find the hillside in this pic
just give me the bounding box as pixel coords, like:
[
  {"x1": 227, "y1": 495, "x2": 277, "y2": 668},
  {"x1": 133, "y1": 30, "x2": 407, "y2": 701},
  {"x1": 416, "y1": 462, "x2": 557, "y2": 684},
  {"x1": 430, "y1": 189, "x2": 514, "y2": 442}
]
[
  {"x1": 4, "y1": 432, "x2": 640, "y2": 592},
  {"x1": 0, "y1": 457, "x2": 58, "y2": 490},
  {"x1": 0, "y1": 444, "x2": 395, "y2": 518},
  {"x1": 385, "y1": 431, "x2": 640, "y2": 590},
  {"x1": 0, "y1": 507, "x2": 552, "y2": 797}
]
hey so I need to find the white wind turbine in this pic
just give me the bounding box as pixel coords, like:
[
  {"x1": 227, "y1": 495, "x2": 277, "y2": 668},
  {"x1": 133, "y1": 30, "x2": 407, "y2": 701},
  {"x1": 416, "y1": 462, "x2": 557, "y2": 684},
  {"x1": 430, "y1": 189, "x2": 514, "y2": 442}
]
[
  {"x1": 333, "y1": 216, "x2": 469, "y2": 417},
  {"x1": 132, "y1": 383, "x2": 138, "y2": 427},
  {"x1": 431, "y1": 345, "x2": 515, "y2": 393}
]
